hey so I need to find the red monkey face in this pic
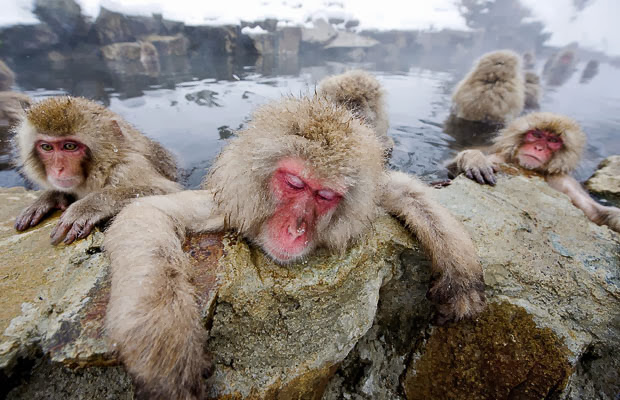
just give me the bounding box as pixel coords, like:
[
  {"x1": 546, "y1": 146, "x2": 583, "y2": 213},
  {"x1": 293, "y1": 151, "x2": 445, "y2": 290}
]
[
  {"x1": 259, "y1": 158, "x2": 344, "y2": 263},
  {"x1": 516, "y1": 129, "x2": 563, "y2": 170},
  {"x1": 35, "y1": 136, "x2": 88, "y2": 190}
]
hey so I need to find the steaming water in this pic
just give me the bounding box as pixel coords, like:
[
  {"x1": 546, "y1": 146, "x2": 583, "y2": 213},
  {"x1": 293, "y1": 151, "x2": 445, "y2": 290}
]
[{"x1": 1, "y1": 57, "x2": 618, "y2": 188}]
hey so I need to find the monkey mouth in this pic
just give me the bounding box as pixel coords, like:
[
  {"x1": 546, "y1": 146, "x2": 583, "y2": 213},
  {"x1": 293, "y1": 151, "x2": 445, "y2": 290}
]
[{"x1": 50, "y1": 177, "x2": 80, "y2": 189}]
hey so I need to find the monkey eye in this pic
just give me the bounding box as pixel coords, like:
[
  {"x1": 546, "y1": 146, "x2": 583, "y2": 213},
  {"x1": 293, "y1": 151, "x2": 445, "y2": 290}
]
[
  {"x1": 63, "y1": 142, "x2": 78, "y2": 151},
  {"x1": 285, "y1": 173, "x2": 305, "y2": 190},
  {"x1": 40, "y1": 143, "x2": 53, "y2": 151},
  {"x1": 548, "y1": 136, "x2": 562, "y2": 144},
  {"x1": 317, "y1": 189, "x2": 337, "y2": 201},
  {"x1": 531, "y1": 130, "x2": 543, "y2": 139}
]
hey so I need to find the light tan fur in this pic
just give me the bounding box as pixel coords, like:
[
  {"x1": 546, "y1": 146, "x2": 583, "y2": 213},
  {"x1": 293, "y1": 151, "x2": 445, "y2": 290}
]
[
  {"x1": 451, "y1": 50, "x2": 525, "y2": 123},
  {"x1": 0, "y1": 60, "x2": 15, "y2": 91},
  {"x1": 524, "y1": 71, "x2": 541, "y2": 109},
  {"x1": 318, "y1": 70, "x2": 393, "y2": 153},
  {"x1": 0, "y1": 91, "x2": 31, "y2": 125},
  {"x1": 447, "y1": 112, "x2": 620, "y2": 232},
  {"x1": 105, "y1": 95, "x2": 485, "y2": 399},
  {"x1": 13, "y1": 96, "x2": 180, "y2": 243}
]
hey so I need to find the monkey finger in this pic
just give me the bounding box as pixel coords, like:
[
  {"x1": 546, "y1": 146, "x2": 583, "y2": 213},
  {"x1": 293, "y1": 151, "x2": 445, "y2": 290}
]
[
  {"x1": 63, "y1": 221, "x2": 86, "y2": 245},
  {"x1": 482, "y1": 168, "x2": 496, "y2": 186},
  {"x1": 50, "y1": 222, "x2": 72, "y2": 245},
  {"x1": 77, "y1": 221, "x2": 95, "y2": 240},
  {"x1": 15, "y1": 212, "x2": 33, "y2": 231},
  {"x1": 465, "y1": 170, "x2": 474, "y2": 181},
  {"x1": 29, "y1": 208, "x2": 49, "y2": 227},
  {"x1": 472, "y1": 169, "x2": 486, "y2": 185}
]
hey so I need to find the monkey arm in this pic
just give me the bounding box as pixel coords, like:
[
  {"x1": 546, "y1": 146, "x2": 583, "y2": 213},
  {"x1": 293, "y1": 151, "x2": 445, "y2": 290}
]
[
  {"x1": 446, "y1": 149, "x2": 504, "y2": 185},
  {"x1": 50, "y1": 179, "x2": 182, "y2": 245},
  {"x1": 546, "y1": 174, "x2": 620, "y2": 233},
  {"x1": 382, "y1": 171, "x2": 486, "y2": 323},
  {"x1": 104, "y1": 190, "x2": 223, "y2": 399},
  {"x1": 15, "y1": 190, "x2": 73, "y2": 231}
]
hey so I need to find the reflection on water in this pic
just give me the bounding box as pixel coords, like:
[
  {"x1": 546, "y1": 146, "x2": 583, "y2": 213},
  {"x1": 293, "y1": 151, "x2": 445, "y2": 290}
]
[{"x1": 1, "y1": 54, "x2": 618, "y2": 188}]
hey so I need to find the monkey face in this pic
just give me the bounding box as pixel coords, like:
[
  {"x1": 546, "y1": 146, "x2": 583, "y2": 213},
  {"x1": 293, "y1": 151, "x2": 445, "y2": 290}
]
[
  {"x1": 35, "y1": 135, "x2": 88, "y2": 190},
  {"x1": 257, "y1": 157, "x2": 345, "y2": 263},
  {"x1": 516, "y1": 130, "x2": 563, "y2": 170}
]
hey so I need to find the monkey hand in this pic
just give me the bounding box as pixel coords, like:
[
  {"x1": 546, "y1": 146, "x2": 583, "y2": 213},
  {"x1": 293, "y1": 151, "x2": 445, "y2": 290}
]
[
  {"x1": 50, "y1": 200, "x2": 102, "y2": 245},
  {"x1": 596, "y1": 206, "x2": 620, "y2": 233},
  {"x1": 427, "y1": 271, "x2": 486, "y2": 325},
  {"x1": 15, "y1": 191, "x2": 72, "y2": 231}
]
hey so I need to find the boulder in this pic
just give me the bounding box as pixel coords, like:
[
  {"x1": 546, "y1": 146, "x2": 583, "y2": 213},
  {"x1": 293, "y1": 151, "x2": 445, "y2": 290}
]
[
  {"x1": 585, "y1": 155, "x2": 620, "y2": 206},
  {"x1": 33, "y1": 0, "x2": 88, "y2": 40},
  {"x1": 93, "y1": 8, "x2": 183, "y2": 45},
  {"x1": 301, "y1": 18, "x2": 338, "y2": 46},
  {"x1": 277, "y1": 27, "x2": 302, "y2": 55},
  {"x1": 142, "y1": 34, "x2": 189, "y2": 57},
  {"x1": 0, "y1": 24, "x2": 60, "y2": 57},
  {"x1": 100, "y1": 42, "x2": 141, "y2": 61},
  {"x1": 323, "y1": 31, "x2": 379, "y2": 49},
  {"x1": 324, "y1": 175, "x2": 619, "y2": 400}
]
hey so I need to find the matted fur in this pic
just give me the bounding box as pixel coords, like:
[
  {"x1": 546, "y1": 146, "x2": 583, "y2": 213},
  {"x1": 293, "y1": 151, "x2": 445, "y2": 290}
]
[
  {"x1": 318, "y1": 70, "x2": 392, "y2": 152},
  {"x1": 206, "y1": 96, "x2": 385, "y2": 252},
  {"x1": 524, "y1": 71, "x2": 541, "y2": 109},
  {"x1": 452, "y1": 50, "x2": 525, "y2": 123},
  {"x1": 492, "y1": 112, "x2": 585, "y2": 175},
  {"x1": 14, "y1": 96, "x2": 179, "y2": 197}
]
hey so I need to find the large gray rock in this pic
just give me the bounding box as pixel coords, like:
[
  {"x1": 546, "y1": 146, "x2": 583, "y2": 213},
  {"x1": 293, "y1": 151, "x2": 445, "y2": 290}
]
[
  {"x1": 301, "y1": 18, "x2": 338, "y2": 46},
  {"x1": 93, "y1": 8, "x2": 184, "y2": 45},
  {"x1": 0, "y1": 24, "x2": 60, "y2": 57},
  {"x1": 324, "y1": 175, "x2": 619, "y2": 400},
  {"x1": 586, "y1": 155, "x2": 620, "y2": 206},
  {"x1": 33, "y1": 0, "x2": 88, "y2": 39}
]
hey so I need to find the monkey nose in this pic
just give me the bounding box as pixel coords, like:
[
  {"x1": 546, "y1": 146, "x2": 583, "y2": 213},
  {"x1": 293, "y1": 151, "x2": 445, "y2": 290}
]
[{"x1": 288, "y1": 220, "x2": 307, "y2": 238}]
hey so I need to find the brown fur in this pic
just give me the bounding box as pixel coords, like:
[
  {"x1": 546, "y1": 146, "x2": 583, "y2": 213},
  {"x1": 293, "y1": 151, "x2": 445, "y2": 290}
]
[
  {"x1": 492, "y1": 112, "x2": 585, "y2": 175},
  {"x1": 318, "y1": 70, "x2": 393, "y2": 153},
  {"x1": 105, "y1": 95, "x2": 485, "y2": 399},
  {"x1": 451, "y1": 50, "x2": 525, "y2": 123},
  {"x1": 0, "y1": 91, "x2": 31, "y2": 125},
  {"x1": 0, "y1": 60, "x2": 15, "y2": 91},
  {"x1": 13, "y1": 96, "x2": 180, "y2": 243},
  {"x1": 524, "y1": 71, "x2": 541, "y2": 109}
]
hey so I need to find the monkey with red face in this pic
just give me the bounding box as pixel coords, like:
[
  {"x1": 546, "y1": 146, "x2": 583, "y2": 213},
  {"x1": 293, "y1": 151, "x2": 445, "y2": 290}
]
[
  {"x1": 105, "y1": 94, "x2": 486, "y2": 399},
  {"x1": 447, "y1": 112, "x2": 620, "y2": 232},
  {"x1": 13, "y1": 96, "x2": 180, "y2": 244}
]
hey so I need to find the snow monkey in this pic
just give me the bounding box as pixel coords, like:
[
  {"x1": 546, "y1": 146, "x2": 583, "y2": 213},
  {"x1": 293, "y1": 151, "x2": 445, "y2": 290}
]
[
  {"x1": 0, "y1": 60, "x2": 31, "y2": 125},
  {"x1": 447, "y1": 112, "x2": 620, "y2": 232},
  {"x1": 0, "y1": 59, "x2": 15, "y2": 91},
  {"x1": 451, "y1": 50, "x2": 525, "y2": 124},
  {"x1": 318, "y1": 69, "x2": 393, "y2": 154},
  {"x1": 13, "y1": 96, "x2": 181, "y2": 245},
  {"x1": 524, "y1": 71, "x2": 541, "y2": 109},
  {"x1": 105, "y1": 95, "x2": 486, "y2": 399}
]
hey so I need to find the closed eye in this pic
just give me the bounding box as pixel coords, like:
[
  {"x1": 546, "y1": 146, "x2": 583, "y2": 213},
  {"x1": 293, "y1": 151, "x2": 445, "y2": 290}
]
[
  {"x1": 285, "y1": 173, "x2": 305, "y2": 190},
  {"x1": 317, "y1": 189, "x2": 337, "y2": 201}
]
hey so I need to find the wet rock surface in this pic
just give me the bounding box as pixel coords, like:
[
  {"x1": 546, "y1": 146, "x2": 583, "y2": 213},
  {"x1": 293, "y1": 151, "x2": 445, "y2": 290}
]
[
  {"x1": 1, "y1": 174, "x2": 618, "y2": 399},
  {"x1": 586, "y1": 155, "x2": 620, "y2": 206}
]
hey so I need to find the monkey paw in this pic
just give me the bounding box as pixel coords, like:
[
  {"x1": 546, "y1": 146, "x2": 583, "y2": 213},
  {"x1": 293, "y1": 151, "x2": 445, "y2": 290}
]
[
  {"x1": 15, "y1": 203, "x2": 54, "y2": 231},
  {"x1": 50, "y1": 207, "x2": 100, "y2": 245},
  {"x1": 464, "y1": 165, "x2": 496, "y2": 186},
  {"x1": 427, "y1": 275, "x2": 486, "y2": 325}
]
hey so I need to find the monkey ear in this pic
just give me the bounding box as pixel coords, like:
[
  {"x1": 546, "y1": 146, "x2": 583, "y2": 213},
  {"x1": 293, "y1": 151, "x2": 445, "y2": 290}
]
[{"x1": 110, "y1": 120, "x2": 124, "y2": 138}]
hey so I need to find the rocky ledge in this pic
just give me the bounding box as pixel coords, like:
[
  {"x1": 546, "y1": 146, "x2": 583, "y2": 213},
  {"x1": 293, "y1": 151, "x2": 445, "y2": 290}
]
[{"x1": 0, "y1": 173, "x2": 618, "y2": 399}]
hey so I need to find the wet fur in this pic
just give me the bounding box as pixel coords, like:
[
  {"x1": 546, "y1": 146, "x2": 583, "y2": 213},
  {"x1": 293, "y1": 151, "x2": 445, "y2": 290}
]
[
  {"x1": 105, "y1": 94, "x2": 485, "y2": 399},
  {"x1": 451, "y1": 50, "x2": 525, "y2": 123}
]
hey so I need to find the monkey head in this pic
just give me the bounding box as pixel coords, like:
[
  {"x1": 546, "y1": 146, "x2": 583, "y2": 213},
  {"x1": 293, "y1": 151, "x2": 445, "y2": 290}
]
[
  {"x1": 206, "y1": 96, "x2": 385, "y2": 263},
  {"x1": 470, "y1": 50, "x2": 522, "y2": 84},
  {"x1": 15, "y1": 97, "x2": 124, "y2": 194},
  {"x1": 525, "y1": 71, "x2": 540, "y2": 85},
  {"x1": 493, "y1": 112, "x2": 585, "y2": 175}
]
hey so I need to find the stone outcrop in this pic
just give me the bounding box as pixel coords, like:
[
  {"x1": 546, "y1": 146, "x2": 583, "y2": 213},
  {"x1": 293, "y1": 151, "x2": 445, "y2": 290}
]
[
  {"x1": 586, "y1": 155, "x2": 620, "y2": 206},
  {"x1": 1, "y1": 173, "x2": 618, "y2": 399}
]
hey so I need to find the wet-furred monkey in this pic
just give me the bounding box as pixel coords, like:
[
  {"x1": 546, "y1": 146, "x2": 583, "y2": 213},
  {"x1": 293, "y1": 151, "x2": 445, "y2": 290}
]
[
  {"x1": 451, "y1": 50, "x2": 524, "y2": 124},
  {"x1": 105, "y1": 94, "x2": 486, "y2": 398},
  {"x1": 447, "y1": 112, "x2": 620, "y2": 232},
  {"x1": 13, "y1": 96, "x2": 180, "y2": 244}
]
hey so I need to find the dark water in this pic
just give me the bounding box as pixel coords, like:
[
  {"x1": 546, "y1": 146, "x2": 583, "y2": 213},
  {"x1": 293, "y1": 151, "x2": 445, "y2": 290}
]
[{"x1": 1, "y1": 55, "x2": 618, "y2": 189}]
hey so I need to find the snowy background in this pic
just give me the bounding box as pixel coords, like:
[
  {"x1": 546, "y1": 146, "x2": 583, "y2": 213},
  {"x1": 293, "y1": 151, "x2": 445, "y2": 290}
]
[{"x1": 2, "y1": 0, "x2": 619, "y2": 56}]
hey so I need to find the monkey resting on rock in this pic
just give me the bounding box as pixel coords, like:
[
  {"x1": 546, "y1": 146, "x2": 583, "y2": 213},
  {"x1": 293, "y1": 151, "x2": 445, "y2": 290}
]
[
  {"x1": 13, "y1": 96, "x2": 181, "y2": 244},
  {"x1": 105, "y1": 94, "x2": 486, "y2": 399},
  {"x1": 447, "y1": 112, "x2": 620, "y2": 232}
]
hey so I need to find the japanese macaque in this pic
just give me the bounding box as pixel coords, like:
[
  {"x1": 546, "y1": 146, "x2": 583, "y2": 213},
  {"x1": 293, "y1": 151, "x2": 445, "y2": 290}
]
[
  {"x1": 543, "y1": 49, "x2": 577, "y2": 86},
  {"x1": 0, "y1": 60, "x2": 15, "y2": 91},
  {"x1": 13, "y1": 96, "x2": 180, "y2": 244},
  {"x1": 447, "y1": 112, "x2": 620, "y2": 232},
  {"x1": 524, "y1": 71, "x2": 541, "y2": 109},
  {"x1": 451, "y1": 50, "x2": 524, "y2": 124},
  {"x1": 105, "y1": 95, "x2": 486, "y2": 399},
  {"x1": 318, "y1": 69, "x2": 393, "y2": 154},
  {"x1": 522, "y1": 51, "x2": 536, "y2": 70},
  {"x1": 580, "y1": 60, "x2": 599, "y2": 83}
]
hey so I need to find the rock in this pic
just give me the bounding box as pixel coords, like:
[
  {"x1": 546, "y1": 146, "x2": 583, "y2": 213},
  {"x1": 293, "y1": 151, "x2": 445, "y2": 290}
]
[
  {"x1": 277, "y1": 27, "x2": 302, "y2": 55},
  {"x1": 324, "y1": 175, "x2": 619, "y2": 400},
  {"x1": 250, "y1": 32, "x2": 277, "y2": 55},
  {"x1": 585, "y1": 155, "x2": 620, "y2": 206},
  {"x1": 301, "y1": 18, "x2": 337, "y2": 46},
  {"x1": 100, "y1": 42, "x2": 141, "y2": 61},
  {"x1": 0, "y1": 92, "x2": 31, "y2": 126},
  {"x1": 323, "y1": 31, "x2": 379, "y2": 49},
  {"x1": 33, "y1": 0, "x2": 88, "y2": 40},
  {"x1": 142, "y1": 34, "x2": 189, "y2": 57},
  {"x1": 0, "y1": 24, "x2": 60, "y2": 57},
  {"x1": 93, "y1": 8, "x2": 183, "y2": 45},
  {"x1": 184, "y1": 25, "x2": 239, "y2": 56}
]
